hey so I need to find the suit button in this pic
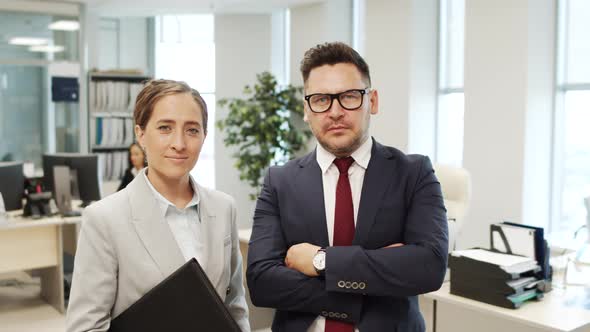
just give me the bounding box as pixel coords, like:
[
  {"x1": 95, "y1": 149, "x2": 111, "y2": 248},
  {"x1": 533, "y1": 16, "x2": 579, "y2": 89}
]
[
  {"x1": 341, "y1": 313, "x2": 348, "y2": 319},
  {"x1": 351, "y1": 282, "x2": 359, "y2": 289},
  {"x1": 345, "y1": 281, "x2": 352, "y2": 289},
  {"x1": 338, "y1": 280, "x2": 346, "y2": 288},
  {"x1": 359, "y1": 282, "x2": 366, "y2": 289},
  {"x1": 334, "y1": 313, "x2": 341, "y2": 319},
  {"x1": 328, "y1": 312, "x2": 335, "y2": 318},
  {"x1": 321, "y1": 311, "x2": 328, "y2": 317}
]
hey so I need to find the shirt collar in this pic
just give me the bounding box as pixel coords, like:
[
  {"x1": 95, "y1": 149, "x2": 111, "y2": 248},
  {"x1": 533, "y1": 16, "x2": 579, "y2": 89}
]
[
  {"x1": 351, "y1": 137, "x2": 372, "y2": 169},
  {"x1": 142, "y1": 170, "x2": 200, "y2": 217},
  {"x1": 316, "y1": 137, "x2": 373, "y2": 174}
]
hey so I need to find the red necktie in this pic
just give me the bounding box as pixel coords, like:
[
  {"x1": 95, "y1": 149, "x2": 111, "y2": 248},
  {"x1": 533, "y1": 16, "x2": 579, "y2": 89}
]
[{"x1": 326, "y1": 157, "x2": 355, "y2": 332}]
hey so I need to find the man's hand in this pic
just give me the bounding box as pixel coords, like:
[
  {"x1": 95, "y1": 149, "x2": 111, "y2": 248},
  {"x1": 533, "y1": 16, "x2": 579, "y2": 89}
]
[{"x1": 285, "y1": 243, "x2": 321, "y2": 277}]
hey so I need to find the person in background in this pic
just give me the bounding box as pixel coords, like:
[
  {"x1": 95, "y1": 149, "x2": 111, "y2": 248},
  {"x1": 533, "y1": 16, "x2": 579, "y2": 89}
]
[
  {"x1": 117, "y1": 142, "x2": 147, "y2": 191},
  {"x1": 66, "y1": 79, "x2": 250, "y2": 332}
]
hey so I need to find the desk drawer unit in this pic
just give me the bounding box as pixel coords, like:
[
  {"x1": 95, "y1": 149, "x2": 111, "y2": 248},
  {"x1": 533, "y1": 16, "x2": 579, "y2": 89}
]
[{"x1": 0, "y1": 225, "x2": 61, "y2": 274}]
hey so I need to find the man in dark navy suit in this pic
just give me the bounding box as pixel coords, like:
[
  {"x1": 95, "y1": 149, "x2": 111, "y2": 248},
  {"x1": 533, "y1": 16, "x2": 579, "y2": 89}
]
[{"x1": 247, "y1": 42, "x2": 448, "y2": 332}]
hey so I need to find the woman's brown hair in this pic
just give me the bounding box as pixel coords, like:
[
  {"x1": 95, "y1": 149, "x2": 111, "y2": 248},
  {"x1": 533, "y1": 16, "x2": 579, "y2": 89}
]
[{"x1": 133, "y1": 79, "x2": 208, "y2": 134}]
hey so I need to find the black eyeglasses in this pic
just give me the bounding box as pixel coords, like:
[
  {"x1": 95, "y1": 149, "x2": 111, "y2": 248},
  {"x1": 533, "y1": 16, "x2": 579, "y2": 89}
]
[{"x1": 304, "y1": 88, "x2": 370, "y2": 113}]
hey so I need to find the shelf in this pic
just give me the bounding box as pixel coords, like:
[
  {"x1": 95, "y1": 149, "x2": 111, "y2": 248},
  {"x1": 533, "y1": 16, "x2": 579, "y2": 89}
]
[
  {"x1": 91, "y1": 145, "x2": 129, "y2": 151},
  {"x1": 88, "y1": 74, "x2": 149, "y2": 182},
  {"x1": 89, "y1": 72, "x2": 150, "y2": 82},
  {"x1": 90, "y1": 111, "x2": 133, "y2": 118}
]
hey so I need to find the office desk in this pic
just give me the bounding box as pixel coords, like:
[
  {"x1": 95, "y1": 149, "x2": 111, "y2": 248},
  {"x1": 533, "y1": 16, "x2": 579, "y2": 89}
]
[
  {"x1": 423, "y1": 282, "x2": 590, "y2": 332},
  {"x1": 0, "y1": 212, "x2": 82, "y2": 314},
  {"x1": 62, "y1": 216, "x2": 82, "y2": 257},
  {"x1": 238, "y1": 228, "x2": 275, "y2": 331}
]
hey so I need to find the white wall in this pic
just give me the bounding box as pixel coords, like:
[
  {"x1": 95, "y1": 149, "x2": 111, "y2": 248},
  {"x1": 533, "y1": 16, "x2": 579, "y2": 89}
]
[
  {"x1": 364, "y1": 0, "x2": 410, "y2": 151},
  {"x1": 214, "y1": 14, "x2": 272, "y2": 230},
  {"x1": 407, "y1": 0, "x2": 438, "y2": 157},
  {"x1": 289, "y1": 0, "x2": 353, "y2": 87},
  {"x1": 271, "y1": 10, "x2": 289, "y2": 84},
  {"x1": 364, "y1": 0, "x2": 437, "y2": 155},
  {"x1": 87, "y1": 11, "x2": 150, "y2": 74},
  {"x1": 215, "y1": 14, "x2": 275, "y2": 329},
  {"x1": 118, "y1": 18, "x2": 149, "y2": 73},
  {"x1": 522, "y1": 0, "x2": 555, "y2": 233},
  {"x1": 459, "y1": 0, "x2": 555, "y2": 248},
  {"x1": 289, "y1": 0, "x2": 353, "y2": 154}
]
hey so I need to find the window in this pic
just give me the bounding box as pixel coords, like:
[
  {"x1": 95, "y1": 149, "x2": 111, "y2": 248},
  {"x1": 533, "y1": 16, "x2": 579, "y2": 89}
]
[
  {"x1": 553, "y1": 0, "x2": 590, "y2": 234},
  {"x1": 352, "y1": 0, "x2": 365, "y2": 55},
  {"x1": 154, "y1": 15, "x2": 216, "y2": 189},
  {"x1": 437, "y1": 0, "x2": 465, "y2": 166},
  {"x1": 0, "y1": 8, "x2": 81, "y2": 166}
]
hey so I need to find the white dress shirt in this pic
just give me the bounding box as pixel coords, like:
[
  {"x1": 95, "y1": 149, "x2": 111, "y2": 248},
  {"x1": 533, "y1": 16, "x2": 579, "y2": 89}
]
[
  {"x1": 307, "y1": 137, "x2": 373, "y2": 332},
  {"x1": 143, "y1": 171, "x2": 203, "y2": 263}
]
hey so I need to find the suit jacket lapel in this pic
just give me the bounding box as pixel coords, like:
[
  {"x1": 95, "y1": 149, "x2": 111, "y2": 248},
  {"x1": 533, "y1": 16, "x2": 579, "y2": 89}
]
[
  {"x1": 128, "y1": 169, "x2": 185, "y2": 278},
  {"x1": 194, "y1": 184, "x2": 218, "y2": 277},
  {"x1": 354, "y1": 139, "x2": 397, "y2": 246},
  {"x1": 296, "y1": 150, "x2": 330, "y2": 248}
]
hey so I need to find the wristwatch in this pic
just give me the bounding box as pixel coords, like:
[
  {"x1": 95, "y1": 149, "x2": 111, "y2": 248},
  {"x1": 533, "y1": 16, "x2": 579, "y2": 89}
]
[{"x1": 313, "y1": 248, "x2": 326, "y2": 277}]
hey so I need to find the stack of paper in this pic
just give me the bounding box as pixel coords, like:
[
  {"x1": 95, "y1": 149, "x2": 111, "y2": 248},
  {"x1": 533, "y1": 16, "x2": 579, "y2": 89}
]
[{"x1": 451, "y1": 249, "x2": 538, "y2": 274}]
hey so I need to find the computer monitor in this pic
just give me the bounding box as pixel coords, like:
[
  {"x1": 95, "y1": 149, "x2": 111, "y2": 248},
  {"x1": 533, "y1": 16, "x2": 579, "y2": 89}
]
[
  {"x1": 0, "y1": 161, "x2": 25, "y2": 211},
  {"x1": 43, "y1": 153, "x2": 101, "y2": 207}
]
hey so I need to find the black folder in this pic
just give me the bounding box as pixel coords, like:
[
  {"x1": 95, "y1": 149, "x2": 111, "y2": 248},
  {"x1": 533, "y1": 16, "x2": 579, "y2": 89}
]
[
  {"x1": 109, "y1": 258, "x2": 241, "y2": 332},
  {"x1": 491, "y1": 221, "x2": 551, "y2": 281}
]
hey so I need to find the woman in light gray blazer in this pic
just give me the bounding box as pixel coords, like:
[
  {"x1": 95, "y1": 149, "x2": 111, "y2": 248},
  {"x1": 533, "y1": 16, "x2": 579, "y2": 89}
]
[{"x1": 66, "y1": 79, "x2": 250, "y2": 332}]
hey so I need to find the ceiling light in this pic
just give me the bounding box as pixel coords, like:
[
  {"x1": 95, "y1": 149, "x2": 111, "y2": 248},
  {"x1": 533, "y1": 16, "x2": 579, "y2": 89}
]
[
  {"x1": 29, "y1": 45, "x2": 65, "y2": 53},
  {"x1": 9, "y1": 37, "x2": 50, "y2": 46},
  {"x1": 48, "y1": 20, "x2": 80, "y2": 31}
]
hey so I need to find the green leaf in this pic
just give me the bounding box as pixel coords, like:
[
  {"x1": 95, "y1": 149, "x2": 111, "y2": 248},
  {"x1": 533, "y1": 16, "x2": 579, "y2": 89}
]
[{"x1": 216, "y1": 71, "x2": 310, "y2": 199}]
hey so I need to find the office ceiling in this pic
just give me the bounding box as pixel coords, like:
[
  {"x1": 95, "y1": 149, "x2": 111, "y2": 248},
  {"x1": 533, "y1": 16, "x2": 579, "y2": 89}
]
[{"x1": 59, "y1": 0, "x2": 323, "y2": 16}]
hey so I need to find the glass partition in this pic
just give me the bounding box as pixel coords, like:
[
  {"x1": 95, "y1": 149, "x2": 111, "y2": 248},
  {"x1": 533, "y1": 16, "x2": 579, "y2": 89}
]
[{"x1": 0, "y1": 7, "x2": 81, "y2": 168}]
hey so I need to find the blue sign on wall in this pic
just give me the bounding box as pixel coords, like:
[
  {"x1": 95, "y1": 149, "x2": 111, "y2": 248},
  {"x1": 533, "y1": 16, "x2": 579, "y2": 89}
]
[{"x1": 51, "y1": 76, "x2": 79, "y2": 102}]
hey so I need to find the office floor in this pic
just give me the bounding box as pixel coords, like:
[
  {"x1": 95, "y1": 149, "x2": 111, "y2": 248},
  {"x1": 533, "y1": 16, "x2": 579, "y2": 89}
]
[
  {"x1": 0, "y1": 285, "x2": 273, "y2": 332},
  {"x1": 0, "y1": 274, "x2": 274, "y2": 332},
  {"x1": 0, "y1": 273, "x2": 64, "y2": 332}
]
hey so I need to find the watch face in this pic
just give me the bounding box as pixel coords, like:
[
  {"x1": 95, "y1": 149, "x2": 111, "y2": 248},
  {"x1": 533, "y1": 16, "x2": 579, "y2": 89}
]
[{"x1": 313, "y1": 251, "x2": 326, "y2": 270}]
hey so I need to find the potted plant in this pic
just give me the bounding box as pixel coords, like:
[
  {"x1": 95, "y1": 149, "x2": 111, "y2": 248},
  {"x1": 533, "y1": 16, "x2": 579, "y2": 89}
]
[{"x1": 217, "y1": 71, "x2": 311, "y2": 200}]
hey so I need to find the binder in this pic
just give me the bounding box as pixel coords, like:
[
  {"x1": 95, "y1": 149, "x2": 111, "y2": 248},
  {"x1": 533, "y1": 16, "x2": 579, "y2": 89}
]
[
  {"x1": 490, "y1": 223, "x2": 536, "y2": 258},
  {"x1": 109, "y1": 258, "x2": 241, "y2": 332},
  {"x1": 491, "y1": 222, "x2": 551, "y2": 281},
  {"x1": 89, "y1": 81, "x2": 96, "y2": 111},
  {"x1": 90, "y1": 118, "x2": 96, "y2": 147}
]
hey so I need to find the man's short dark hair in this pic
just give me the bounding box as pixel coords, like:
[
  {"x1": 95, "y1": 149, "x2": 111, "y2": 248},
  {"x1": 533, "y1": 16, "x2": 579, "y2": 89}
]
[{"x1": 300, "y1": 42, "x2": 371, "y2": 87}]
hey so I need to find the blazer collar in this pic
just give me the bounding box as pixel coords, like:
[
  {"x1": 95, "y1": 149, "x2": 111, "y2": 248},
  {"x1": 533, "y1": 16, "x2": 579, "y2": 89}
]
[
  {"x1": 354, "y1": 138, "x2": 397, "y2": 245},
  {"x1": 195, "y1": 183, "x2": 216, "y2": 218},
  {"x1": 294, "y1": 149, "x2": 329, "y2": 247},
  {"x1": 127, "y1": 169, "x2": 185, "y2": 277}
]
